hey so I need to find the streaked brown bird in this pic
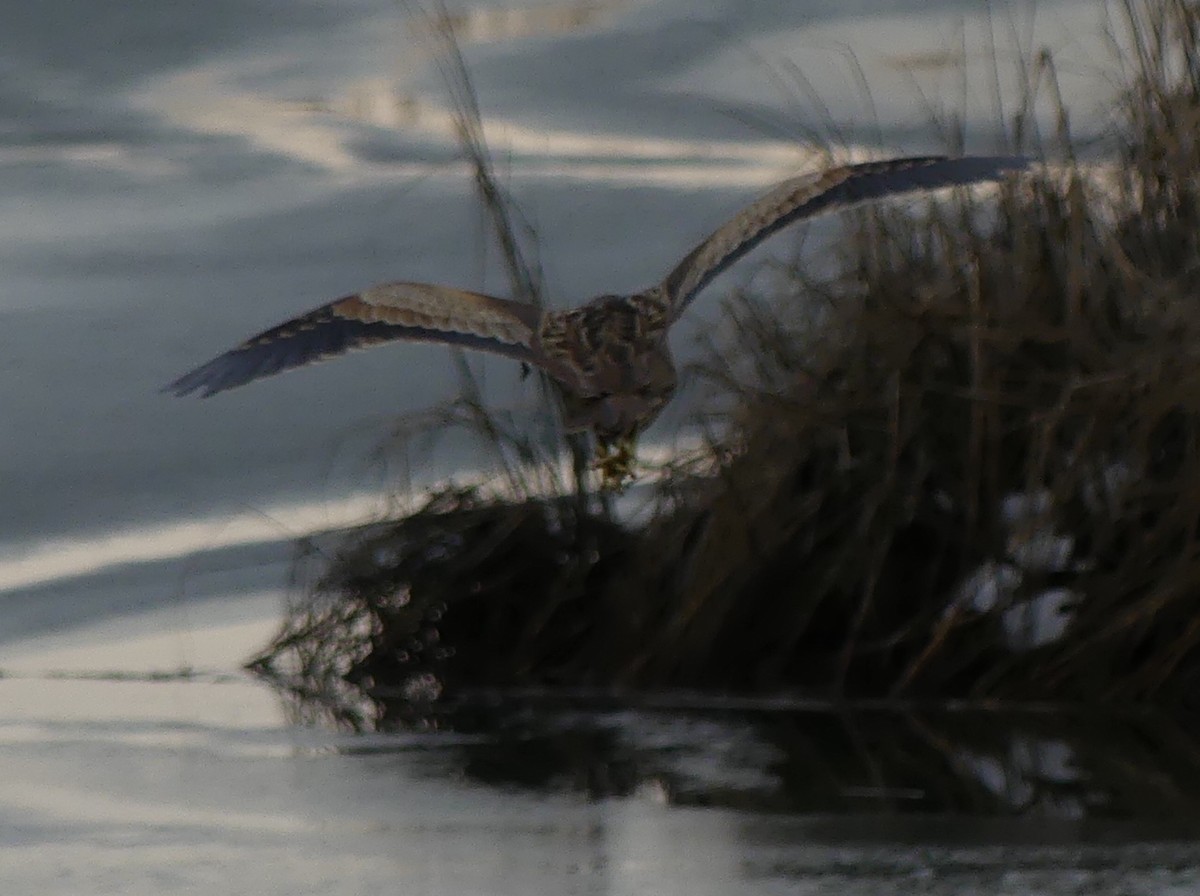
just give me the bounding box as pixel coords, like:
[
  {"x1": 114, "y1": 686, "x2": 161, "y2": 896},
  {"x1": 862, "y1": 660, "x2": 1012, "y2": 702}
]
[{"x1": 168, "y1": 155, "x2": 1027, "y2": 486}]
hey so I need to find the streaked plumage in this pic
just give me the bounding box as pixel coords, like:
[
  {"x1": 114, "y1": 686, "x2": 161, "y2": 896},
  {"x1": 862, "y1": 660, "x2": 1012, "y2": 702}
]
[{"x1": 168, "y1": 154, "x2": 1028, "y2": 486}]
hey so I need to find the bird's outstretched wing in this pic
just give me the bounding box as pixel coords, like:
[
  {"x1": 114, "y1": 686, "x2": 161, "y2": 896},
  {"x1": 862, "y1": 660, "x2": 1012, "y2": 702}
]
[
  {"x1": 166, "y1": 281, "x2": 545, "y2": 397},
  {"x1": 659, "y1": 154, "x2": 1029, "y2": 320}
]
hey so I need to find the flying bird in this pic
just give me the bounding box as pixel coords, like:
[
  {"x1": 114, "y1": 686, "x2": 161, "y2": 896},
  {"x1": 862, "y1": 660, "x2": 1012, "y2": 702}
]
[{"x1": 168, "y1": 154, "x2": 1027, "y2": 486}]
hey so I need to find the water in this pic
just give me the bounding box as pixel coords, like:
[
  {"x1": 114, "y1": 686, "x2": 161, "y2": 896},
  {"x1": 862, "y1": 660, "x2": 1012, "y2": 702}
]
[
  {"x1": 0, "y1": 0, "x2": 1110, "y2": 555},
  {"x1": 8, "y1": 637, "x2": 1200, "y2": 894},
  {"x1": 2, "y1": 0, "x2": 1184, "y2": 891}
]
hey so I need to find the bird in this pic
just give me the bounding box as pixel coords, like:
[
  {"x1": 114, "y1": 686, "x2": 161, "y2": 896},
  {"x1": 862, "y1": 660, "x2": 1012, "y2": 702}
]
[{"x1": 167, "y1": 154, "x2": 1027, "y2": 487}]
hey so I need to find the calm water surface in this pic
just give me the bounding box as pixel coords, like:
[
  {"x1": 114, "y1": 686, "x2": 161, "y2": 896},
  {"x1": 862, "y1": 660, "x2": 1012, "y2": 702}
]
[
  {"x1": 6, "y1": 602, "x2": 1200, "y2": 894},
  {"x1": 6, "y1": 673, "x2": 1200, "y2": 894}
]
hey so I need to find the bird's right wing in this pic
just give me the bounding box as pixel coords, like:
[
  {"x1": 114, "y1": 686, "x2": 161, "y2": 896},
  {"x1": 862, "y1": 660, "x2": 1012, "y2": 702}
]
[{"x1": 166, "y1": 281, "x2": 547, "y2": 397}]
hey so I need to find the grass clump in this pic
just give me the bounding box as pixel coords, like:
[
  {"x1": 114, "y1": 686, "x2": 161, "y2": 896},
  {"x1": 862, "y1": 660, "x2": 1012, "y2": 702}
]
[
  {"x1": 250, "y1": 1, "x2": 1200, "y2": 724},
  {"x1": 248, "y1": 489, "x2": 632, "y2": 730}
]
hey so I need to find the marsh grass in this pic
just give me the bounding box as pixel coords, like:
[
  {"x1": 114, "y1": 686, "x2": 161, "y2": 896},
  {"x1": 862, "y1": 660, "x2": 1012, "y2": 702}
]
[
  {"x1": 385, "y1": 2, "x2": 597, "y2": 506},
  {"x1": 250, "y1": 0, "x2": 1200, "y2": 722}
]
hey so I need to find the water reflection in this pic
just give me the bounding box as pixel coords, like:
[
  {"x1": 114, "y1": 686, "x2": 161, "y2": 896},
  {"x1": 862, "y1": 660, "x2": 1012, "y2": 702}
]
[
  {"x1": 6, "y1": 668, "x2": 1200, "y2": 894},
  {"x1": 262, "y1": 679, "x2": 1200, "y2": 824}
]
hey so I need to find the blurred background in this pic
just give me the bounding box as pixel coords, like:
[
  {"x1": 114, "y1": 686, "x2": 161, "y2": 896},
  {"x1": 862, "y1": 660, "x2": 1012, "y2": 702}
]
[{"x1": 0, "y1": 0, "x2": 1105, "y2": 628}]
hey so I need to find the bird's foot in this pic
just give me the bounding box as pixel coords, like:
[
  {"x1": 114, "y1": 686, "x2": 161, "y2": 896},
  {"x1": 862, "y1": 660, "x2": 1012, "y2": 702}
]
[{"x1": 595, "y1": 439, "x2": 636, "y2": 490}]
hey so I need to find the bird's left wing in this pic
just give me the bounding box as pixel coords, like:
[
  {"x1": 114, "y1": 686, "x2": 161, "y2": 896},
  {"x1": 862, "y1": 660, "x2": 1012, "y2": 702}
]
[
  {"x1": 166, "y1": 281, "x2": 544, "y2": 397},
  {"x1": 659, "y1": 154, "x2": 1029, "y2": 321}
]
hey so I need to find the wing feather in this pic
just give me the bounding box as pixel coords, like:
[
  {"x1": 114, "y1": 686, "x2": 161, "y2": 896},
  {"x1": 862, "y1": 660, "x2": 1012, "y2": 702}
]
[
  {"x1": 661, "y1": 154, "x2": 1029, "y2": 319},
  {"x1": 166, "y1": 281, "x2": 544, "y2": 397}
]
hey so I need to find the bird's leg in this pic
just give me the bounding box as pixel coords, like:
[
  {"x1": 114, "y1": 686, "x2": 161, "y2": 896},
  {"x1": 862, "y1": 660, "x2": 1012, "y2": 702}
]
[{"x1": 594, "y1": 435, "x2": 637, "y2": 489}]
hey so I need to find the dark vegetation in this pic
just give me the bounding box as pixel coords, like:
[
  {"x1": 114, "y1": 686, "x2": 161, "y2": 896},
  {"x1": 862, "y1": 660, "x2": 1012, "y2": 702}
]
[{"x1": 249, "y1": 1, "x2": 1200, "y2": 731}]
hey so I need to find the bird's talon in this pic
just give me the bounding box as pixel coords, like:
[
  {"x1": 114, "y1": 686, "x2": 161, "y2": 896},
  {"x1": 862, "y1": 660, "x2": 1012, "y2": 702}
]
[{"x1": 595, "y1": 441, "x2": 636, "y2": 489}]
